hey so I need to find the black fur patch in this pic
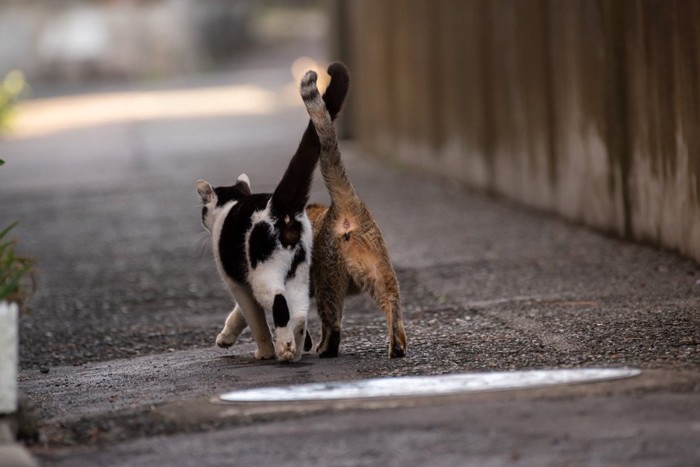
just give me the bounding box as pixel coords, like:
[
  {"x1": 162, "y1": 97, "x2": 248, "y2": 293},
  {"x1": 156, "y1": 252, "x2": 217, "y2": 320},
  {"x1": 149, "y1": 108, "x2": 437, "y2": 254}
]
[
  {"x1": 325, "y1": 63, "x2": 350, "y2": 117},
  {"x1": 390, "y1": 344, "x2": 406, "y2": 359},
  {"x1": 277, "y1": 217, "x2": 302, "y2": 249},
  {"x1": 304, "y1": 330, "x2": 313, "y2": 351},
  {"x1": 218, "y1": 193, "x2": 270, "y2": 284},
  {"x1": 272, "y1": 294, "x2": 290, "y2": 328},
  {"x1": 286, "y1": 244, "x2": 306, "y2": 280},
  {"x1": 249, "y1": 222, "x2": 277, "y2": 269},
  {"x1": 201, "y1": 206, "x2": 208, "y2": 224},
  {"x1": 214, "y1": 185, "x2": 247, "y2": 207},
  {"x1": 319, "y1": 329, "x2": 340, "y2": 358},
  {"x1": 235, "y1": 178, "x2": 251, "y2": 196}
]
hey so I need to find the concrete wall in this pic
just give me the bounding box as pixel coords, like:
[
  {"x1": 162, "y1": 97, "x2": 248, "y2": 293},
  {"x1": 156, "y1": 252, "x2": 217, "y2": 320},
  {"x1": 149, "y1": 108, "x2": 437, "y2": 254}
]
[{"x1": 339, "y1": 0, "x2": 700, "y2": 263}]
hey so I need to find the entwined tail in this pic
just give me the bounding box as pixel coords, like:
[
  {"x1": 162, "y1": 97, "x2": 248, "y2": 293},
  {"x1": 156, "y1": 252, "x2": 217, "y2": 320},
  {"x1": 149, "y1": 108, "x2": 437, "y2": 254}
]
[
  {"x1": 271, "y1": 63, "x2": 350, "y2": 220},
  {"x1": 300, "y1": 68, "x2": 356, "y2": 208}
]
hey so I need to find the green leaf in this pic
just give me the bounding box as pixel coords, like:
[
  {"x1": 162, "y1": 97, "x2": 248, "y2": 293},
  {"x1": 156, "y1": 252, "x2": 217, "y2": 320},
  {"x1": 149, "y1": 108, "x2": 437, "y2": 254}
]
[
  {"x1": 0, "y1": 222, "x2": 17, "y2": 240},
  {"x1": 0, "y1": 263, "x2": 31, "y2": 300}
]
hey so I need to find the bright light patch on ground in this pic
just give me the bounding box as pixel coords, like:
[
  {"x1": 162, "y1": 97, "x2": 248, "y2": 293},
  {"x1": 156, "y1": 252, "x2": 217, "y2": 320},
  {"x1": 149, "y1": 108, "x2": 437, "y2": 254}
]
[
  {"x1": 219, "y1": 368, "x2": 641, "y2": 403},
  {"x1": 9, "y1": 84, "x2": 284, "y2": 140},
  {"x1": 7, "y1": 57, "x2": 332, "y2": 141}
]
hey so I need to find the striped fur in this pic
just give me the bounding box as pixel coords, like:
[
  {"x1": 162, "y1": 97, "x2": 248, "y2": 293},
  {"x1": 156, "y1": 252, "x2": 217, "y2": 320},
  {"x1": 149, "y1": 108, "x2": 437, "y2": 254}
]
[{"x1": 301, "y1": 69, "x2": 407, "y2": 358}]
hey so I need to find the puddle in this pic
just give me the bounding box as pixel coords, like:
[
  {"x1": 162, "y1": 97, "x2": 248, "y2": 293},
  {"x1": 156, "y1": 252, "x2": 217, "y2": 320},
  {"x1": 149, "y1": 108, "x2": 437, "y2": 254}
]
[{"x1": 219, "y1": 367, "x2": 641, "y2": 403}]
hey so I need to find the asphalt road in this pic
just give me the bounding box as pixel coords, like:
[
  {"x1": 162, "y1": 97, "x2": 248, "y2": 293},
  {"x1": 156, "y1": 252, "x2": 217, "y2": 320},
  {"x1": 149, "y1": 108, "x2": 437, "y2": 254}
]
[{"x1": 2, "y1": 54, "x2": 699, "y2": 466}]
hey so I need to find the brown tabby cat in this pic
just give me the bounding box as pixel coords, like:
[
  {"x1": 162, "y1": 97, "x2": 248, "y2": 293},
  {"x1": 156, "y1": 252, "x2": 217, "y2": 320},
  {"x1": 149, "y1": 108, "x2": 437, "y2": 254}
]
[{"x1": 302, "y1": 68, "x2": 407, "y2": 358}]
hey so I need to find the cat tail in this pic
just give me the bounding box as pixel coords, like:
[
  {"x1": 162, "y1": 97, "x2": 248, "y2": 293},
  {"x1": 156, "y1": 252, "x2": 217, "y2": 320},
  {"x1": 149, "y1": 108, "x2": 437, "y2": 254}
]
[
  {"x1": 270, "y1": 62, "x2": 350, "y2": 220},
  {"x1": 300, "y1": 68, "x2": 357, "y2": 210}
]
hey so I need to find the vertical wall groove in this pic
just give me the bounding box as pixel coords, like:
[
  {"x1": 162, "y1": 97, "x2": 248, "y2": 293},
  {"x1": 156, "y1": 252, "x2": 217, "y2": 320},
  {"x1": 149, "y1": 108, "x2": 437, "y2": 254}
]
[
  {"x1": 603, "y1": 0, "x2": 633, "y2": 237},
  {"x1": 340, "y1": 0, "x2": 700, "y2": 263}
]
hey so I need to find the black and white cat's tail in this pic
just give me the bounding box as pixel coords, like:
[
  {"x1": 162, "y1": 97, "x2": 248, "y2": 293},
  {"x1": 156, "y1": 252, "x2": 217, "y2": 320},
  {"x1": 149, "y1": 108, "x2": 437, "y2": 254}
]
[
  {"x1": 301, "y1": 69, "x2": 357, "y2": 209},
  {"x1": 270, "y1": 62, "x2": 350, "y2": 221}
]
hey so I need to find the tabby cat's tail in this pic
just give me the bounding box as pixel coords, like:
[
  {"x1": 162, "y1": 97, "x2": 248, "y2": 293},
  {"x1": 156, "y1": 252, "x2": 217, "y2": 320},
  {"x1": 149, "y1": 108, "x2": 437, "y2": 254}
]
[
  {"x1": 271, "y1": 63, "x2": 350, "y2": 220},
  {"x1": 301, "y1": 68, "x2": 356, "y2": 209}
]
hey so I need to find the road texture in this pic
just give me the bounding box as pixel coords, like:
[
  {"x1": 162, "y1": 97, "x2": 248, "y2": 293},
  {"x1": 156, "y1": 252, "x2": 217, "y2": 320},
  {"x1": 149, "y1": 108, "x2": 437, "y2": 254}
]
[{"x1": 1, "y1": 53, "x2": 699, "y2": 466}]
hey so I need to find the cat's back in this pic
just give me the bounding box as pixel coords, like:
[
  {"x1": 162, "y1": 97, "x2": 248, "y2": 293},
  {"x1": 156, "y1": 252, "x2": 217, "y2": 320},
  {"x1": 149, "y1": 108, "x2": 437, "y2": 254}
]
[{"x1": 218, "y1": 192, "x2": 271, "y2": 283}]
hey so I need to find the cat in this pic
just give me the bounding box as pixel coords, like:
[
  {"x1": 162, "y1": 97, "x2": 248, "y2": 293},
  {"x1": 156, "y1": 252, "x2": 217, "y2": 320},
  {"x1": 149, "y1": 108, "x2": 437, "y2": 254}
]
[
  {"x1": 204, "y1": 63, "x2": 350, "y2": 362},
  {"x1": 302, "y1": 69, "x2": 407, "y2": 358}
]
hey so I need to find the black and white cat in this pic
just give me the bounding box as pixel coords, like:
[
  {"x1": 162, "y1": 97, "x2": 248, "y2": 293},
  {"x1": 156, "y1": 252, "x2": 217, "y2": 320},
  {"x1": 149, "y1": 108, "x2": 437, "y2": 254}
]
[{"x1": 197, "y1": 64, "x2": 349, "y2": 362}]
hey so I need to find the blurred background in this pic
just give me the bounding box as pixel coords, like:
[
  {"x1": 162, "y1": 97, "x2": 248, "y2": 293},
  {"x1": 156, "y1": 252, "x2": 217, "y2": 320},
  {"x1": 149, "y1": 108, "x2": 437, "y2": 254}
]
[
  {"x1": 0, "y1": 0, "x2": 335, "y2": 191},
  {"x1": 0, "y1": 0, "x2": 341, "y2": 367},
  {"x1": 0, "y1": 0, "x2": 329, "y2": 89},
  {"x1": 1, "y1": 0, "x2": 699, "y2": 262}
]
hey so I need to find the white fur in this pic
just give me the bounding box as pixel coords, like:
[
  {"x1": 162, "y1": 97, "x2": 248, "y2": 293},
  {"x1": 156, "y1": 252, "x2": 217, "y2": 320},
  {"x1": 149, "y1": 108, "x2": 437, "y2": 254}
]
[
  {"x1": 215, "y1": 303, "x2": 247, "y2": 348},
  {"x1": 203, "y1": 189, "x2": 312, "y2": 362},
  {"x1": 207, "y1": 200, "x2": 276, "y2": 359},
  {"x1": 228, "y1": 283, "x2": 275, "y2": 359},
  {"x1": 279, "y1": 212, "x2": 313, "y2": 361},
  {"x1": 210, "y1": 201, "x2": 236, "y2": 268},
  {"x1": 237, "y1": 173, "x2": 250, "y2": 187}
]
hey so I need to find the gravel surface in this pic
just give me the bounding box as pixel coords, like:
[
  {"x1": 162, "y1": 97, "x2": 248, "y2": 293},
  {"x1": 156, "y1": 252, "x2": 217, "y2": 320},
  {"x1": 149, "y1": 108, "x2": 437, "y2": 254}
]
[
  {"x1": 9, "y1": 159, "x2": 699, "y2": 373},
  {"x1": 2, "y1": 57, "x2": 699, "y2": 465}
]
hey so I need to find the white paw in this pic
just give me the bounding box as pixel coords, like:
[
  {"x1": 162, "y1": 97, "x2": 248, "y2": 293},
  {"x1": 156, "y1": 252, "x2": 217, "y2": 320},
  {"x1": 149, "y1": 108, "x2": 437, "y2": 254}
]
[
  {"x1": 254, "y1": 347, "x2": 275, "y2": 360},
  {"x1": 215, "y1": 332, "x2": 236, "y2": 348},
  {"x1": 276, "y1": 341, "x2": 300, "y2": 362}
]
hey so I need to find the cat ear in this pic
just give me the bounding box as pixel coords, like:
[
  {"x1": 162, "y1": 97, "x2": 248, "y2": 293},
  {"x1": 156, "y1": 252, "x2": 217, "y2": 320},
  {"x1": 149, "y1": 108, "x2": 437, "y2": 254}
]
[
  {"x1": 236, "y1": 173, "x2": 251, "y2": 196},
  {"x1": 196, "y1": 180, "x2": 215, "y2": 204}
]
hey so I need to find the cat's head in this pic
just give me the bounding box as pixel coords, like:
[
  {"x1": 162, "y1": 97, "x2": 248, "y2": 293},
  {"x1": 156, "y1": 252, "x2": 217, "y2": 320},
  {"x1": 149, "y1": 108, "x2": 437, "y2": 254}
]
[{"x1": 196, "y1": 174, "x2": 251, "y2": 232}]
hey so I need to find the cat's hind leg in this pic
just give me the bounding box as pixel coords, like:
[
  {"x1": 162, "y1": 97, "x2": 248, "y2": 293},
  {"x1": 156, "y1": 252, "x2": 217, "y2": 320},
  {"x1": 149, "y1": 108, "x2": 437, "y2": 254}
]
[
  {"x1": 216, "y1": 303, "x2": 248, "y2": 348},
  {"x1": 315, "y1": 292, "x2": 345, "y2": 358},
  {"x1": 314, "y1": 267, "x2": 348, "y2": 358},
  {"x1": 312, "y1": 245, "x2": 349, "y2": 358},
  {"x1": 365, "y1": 260, "x2": 406, "y2": 358}
]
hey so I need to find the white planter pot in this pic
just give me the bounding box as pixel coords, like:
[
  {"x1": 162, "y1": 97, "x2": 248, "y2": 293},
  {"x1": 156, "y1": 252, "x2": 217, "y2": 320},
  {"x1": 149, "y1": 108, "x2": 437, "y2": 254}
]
[{"x1": 0, "y1": 300, "x2": 18, "y2": 414}]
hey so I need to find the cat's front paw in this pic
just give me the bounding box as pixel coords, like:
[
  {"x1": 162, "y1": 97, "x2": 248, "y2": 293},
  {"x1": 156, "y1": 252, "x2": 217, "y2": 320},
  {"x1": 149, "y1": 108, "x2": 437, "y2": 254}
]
[
  {"x1": 276, "y1": 341, "x2": 300, "y2": 362},
  {"x1": 254, "y1": 347, "x2": 275, "y2": 360},
  {"x1": 215, "y1": 331, "x2": 237, "y2": 348}
]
